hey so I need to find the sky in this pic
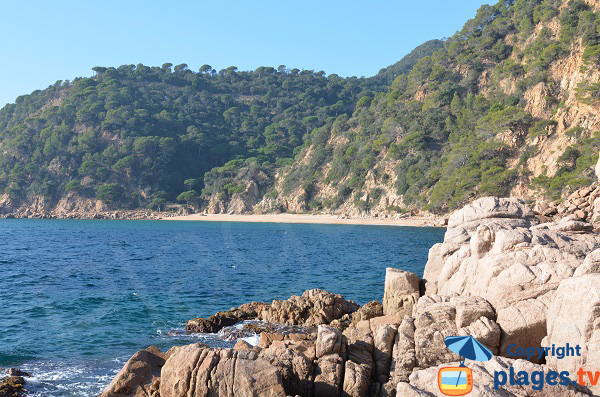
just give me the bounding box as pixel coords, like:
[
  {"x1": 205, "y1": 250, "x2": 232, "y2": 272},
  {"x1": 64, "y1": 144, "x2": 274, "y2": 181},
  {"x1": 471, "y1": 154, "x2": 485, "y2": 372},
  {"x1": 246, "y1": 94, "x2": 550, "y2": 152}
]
[{"x1": 0, "y1": 0, "x2": 486, "y2": 106}]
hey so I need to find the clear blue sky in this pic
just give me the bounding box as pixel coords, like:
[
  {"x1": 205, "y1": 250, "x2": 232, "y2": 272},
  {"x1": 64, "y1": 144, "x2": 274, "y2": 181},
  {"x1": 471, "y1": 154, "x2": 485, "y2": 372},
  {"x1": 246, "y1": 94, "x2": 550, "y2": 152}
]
[{"x1": 0, "y1": 0, "x2": 485, "y2": 106}]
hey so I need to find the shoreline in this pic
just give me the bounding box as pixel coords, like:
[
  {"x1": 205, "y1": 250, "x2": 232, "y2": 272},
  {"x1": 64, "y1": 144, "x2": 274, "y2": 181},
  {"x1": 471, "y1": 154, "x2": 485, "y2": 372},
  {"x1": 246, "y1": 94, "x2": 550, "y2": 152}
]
[{"x1": 162, "y1": 212, "x2": 447, "y2": 227}]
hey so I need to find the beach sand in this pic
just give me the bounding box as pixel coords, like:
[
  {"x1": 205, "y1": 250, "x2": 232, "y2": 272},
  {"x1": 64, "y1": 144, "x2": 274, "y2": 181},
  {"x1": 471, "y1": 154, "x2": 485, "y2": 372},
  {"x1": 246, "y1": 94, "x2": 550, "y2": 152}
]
[{"x1": 164, "y1": 213, "x2": 446, "y2": 227}]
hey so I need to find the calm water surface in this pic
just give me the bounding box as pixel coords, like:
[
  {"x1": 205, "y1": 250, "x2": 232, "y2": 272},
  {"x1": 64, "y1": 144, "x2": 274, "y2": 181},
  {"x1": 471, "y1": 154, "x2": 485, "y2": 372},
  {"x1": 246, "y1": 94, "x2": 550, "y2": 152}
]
[{"x1": 0, "y1": 219, "x2": 444, "y2": 395}]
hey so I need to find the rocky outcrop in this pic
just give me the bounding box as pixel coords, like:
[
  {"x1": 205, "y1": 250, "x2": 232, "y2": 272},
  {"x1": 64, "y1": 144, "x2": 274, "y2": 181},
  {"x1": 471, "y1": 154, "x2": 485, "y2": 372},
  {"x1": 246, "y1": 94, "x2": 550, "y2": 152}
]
[
  {"x1": 101, "y1": 346, "x2": 168, "y2": 397},
  {"x1": 106, "y1": 196, "x2": 600, "y2": 397},
  {"x1": 543, "y1": 273, "x2": 600, "y2": 396},
  {"x1": 0, "y1": 193, "x2": 186, "y2": 220},
  {"x1": 0, "y1": 375, "x2": 25, "y2": 397},
  {"x1": 186, "y1": 302, "x2": 268, "y2": 333},
  {"x1": 186, "y1": 289, "x2": 359, "y2": 334},
  {"x1": 423, "y1": 197, "x2": 600, "y2": 356}
]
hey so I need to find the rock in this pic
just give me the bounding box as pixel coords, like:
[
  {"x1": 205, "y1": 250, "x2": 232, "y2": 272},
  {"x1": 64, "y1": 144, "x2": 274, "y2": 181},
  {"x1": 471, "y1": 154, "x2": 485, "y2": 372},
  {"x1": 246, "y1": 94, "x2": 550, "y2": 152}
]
[
  {"x1": 413, "y1": 295, "x2": 500, "y2": 368},
  {"x1": 0, "y1": 376, "x2": 25, "y2": 397},
  {"x1": 395, "y1": 382, "x2": 434, "y2": 396},
  {"x1": 389, "y1": 316, "x2": 416, "y2": 383},
  {"x1": 187, "y1": 289, "x2": 358, "y2": 334},
  {"x1": 373, "y1": 324, "x2": 398, "y2": 383},
  {"x1": 447, "y1": 197, "x2": 537, "y2": 231},
  {"x1": 423, "y1": 197, "x2": 600, "y2": 359},
  {"x1": 234, "y1": 340, "x2": 253, "y2": 351},
  {"x1": 5, "y1": 369, "x2": 28, "y2": 378},
  {"x1": 261, "y1": 289, "x2": 360, "y2": 327},
  {"x1": 159, "y1": 343, "x2": 288, "y2": 397},
  {"x1": 343, "y1": 327, "x2": 374, "y2": 397},
  {"x1": 350, "y1": 300, "x2": 383, "y2": 326},
  {"x1": 382, "y1": 268, "x2": 420, "y2": 318},
  {"x1": 550, "y1": 219, "x2": 593, "y2": 232},
  {"x1": 314, "y1": 354, "x2": 344, "y2": 397},
  {"x1": 574, "y1": 248, "x2": 600, "y2": 276},
  {"x1": 592, "y1": 197, "x2": 600, "y2": 224},
  {"x1": 186, "y1": 302, "x2": 267, "y2": 333},
  {"x1": 101, "y1": 345, "x2": 167, "y2": 397},
  {"x1": 543, "y1": 274, "x2": 600, "y2": 395},
  {"x1": 342, "y1": 360, "x2": 371, "y2": 397},
  {"x1": 595, "y1": 153, "x2": 600, "y2": 180},
  {"x1": 316, "y1": 325, "x2": 345, "y2": 358}
]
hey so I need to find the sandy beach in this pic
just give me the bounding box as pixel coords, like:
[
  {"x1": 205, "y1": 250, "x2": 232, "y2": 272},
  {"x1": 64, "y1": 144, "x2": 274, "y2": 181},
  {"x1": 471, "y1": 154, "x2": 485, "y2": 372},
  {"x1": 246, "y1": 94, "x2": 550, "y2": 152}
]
[{"x1": 163, "y1": 212, "x2": 446, "y2": 227}]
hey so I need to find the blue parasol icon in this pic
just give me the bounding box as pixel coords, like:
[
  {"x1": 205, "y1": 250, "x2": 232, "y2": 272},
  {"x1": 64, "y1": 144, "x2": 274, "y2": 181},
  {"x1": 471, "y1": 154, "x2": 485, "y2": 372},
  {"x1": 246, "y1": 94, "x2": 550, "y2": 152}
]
[{"x1": 444, "y1": 335, "x2": 493, "y2": 366}]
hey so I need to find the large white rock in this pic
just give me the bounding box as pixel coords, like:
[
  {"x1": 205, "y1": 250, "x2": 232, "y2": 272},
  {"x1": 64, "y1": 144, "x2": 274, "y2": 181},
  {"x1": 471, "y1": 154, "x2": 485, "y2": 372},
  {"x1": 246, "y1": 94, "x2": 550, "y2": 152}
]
[
  {"x1": 423, "y1": 197, "x2": 600, "y2": 356},
  {"x1": 543, "y1": 274, "x2": 600, "y2": 396}
]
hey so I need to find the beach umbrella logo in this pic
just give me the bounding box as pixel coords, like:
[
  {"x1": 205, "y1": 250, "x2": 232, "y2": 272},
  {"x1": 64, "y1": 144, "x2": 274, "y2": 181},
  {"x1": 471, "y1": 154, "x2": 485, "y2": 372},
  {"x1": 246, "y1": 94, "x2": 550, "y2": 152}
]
[{"x1": 437, "y1": 335, "x2": 493, "y2": 396}]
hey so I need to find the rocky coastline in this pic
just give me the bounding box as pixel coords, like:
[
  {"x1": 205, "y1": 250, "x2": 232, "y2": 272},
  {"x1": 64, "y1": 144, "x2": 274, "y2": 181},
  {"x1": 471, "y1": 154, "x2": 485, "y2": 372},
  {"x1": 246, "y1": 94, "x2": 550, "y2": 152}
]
[{"x1": 98, "y1": 191, "x2": 600, "y2": 397}]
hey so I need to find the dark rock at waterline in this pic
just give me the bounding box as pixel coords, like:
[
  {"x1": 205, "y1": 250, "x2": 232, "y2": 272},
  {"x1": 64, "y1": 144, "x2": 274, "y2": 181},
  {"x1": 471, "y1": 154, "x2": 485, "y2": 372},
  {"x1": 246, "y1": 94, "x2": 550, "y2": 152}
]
[
  {"x1": 0, "y1": 376, "x2": 25, "y2": 397},
  {"x1": 5, "y1": 369, "x2": 29, "y2": 378},
  {"x1": 185, "y1": 289, "x2": 360, "y2": 334},
  {"x1": 185, "y1": 302, "x2": 268, "y2": 333}
]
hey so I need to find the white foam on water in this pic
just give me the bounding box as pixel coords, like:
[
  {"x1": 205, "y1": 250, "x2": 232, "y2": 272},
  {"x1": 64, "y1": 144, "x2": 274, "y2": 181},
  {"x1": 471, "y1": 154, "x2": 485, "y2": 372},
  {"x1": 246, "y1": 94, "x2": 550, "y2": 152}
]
[
  {"x1": 241, "y1": 334, "x2": 260, "y2": 346},
  {"x1": 19, "y1": 358, "x2": 125, "y2": 397}
]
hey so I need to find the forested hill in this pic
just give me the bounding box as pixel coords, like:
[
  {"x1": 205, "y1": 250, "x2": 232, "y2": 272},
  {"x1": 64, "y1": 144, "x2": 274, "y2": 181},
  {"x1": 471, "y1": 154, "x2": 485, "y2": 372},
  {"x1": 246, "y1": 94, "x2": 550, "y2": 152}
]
[
  {"x1": 1, "y1": 0, "x2": 600, "y2": 218},
  {"x1": 0, "y1": 65, "x2": 377, "y2": 211}
]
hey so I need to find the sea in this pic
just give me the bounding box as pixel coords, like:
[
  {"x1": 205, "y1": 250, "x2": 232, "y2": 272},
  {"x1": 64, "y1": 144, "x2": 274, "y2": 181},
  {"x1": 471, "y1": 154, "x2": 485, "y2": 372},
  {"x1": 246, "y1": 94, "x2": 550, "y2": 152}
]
[{"x1": 0, "y1": 219, "x2": 445, "y2": 396}]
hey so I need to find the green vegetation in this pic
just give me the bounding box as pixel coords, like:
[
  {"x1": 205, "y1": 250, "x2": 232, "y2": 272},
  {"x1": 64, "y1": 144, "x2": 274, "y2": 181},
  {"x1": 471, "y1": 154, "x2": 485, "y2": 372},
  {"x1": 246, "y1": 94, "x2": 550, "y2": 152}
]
[
  {"x1": 0, "y1": 64, "x2": 375, "y2": 207},
  {"x1": 0, "y1": 0, "x2": 599, "y2": 214}
]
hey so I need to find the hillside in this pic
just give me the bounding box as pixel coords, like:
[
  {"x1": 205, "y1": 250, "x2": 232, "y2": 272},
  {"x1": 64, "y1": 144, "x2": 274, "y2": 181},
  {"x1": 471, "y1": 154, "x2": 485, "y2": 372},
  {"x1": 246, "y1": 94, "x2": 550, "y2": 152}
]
[
  {"x1": 215, "y1": 0, "x2": 600, "y2": 216},
  {"x1": 1, "y1": 0, "x2": 600, "y2": 218}
]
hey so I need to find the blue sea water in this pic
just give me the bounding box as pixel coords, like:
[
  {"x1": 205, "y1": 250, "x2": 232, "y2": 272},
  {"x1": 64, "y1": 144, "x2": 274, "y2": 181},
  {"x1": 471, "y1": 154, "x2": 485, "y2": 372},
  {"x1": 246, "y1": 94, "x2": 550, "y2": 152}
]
[{"x1": 0, "y1": 219, "x2": 444, "y2": 396}]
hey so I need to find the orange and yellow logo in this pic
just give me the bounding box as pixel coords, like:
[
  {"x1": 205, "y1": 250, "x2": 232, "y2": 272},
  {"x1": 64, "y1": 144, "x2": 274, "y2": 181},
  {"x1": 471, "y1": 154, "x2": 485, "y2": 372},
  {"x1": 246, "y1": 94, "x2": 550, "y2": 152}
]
[{"x1": 438, "y1": 366, "x2": 473, "y2": 396}]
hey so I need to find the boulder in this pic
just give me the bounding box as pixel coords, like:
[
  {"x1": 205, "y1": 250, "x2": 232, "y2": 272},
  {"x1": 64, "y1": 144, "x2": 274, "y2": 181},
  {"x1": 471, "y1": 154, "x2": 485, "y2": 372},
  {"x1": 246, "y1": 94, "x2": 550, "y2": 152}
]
[
  {"x1": 159, "y1": 343, "x2": 287, "y2": 397},
  {"x1": 350, "y1": 300, "x2": 383, "y2": 326},
  {"x1": 316, "y1": 325, "x2": 345, "y2": 358},
  {"x1": 0, "y1": 376, "x2": 25, "y2": 397},
  {"x1": 382, "y1": 268, "x2": 420, "y2": 318},
  {"x1": 261, "y1": 289, "x2": 359, "y2": 327},
  {"x1": 343, "y1": 327, "x2": 374, "y2": 397},
  {"x1": 186, "y1": 302, "x2": 267, "y2": 333},
  {"x1": 543, "y1": 274, "x2": 600, "y2": 396},
  {"x1": 342, "y1": 360, "x2": 371, "y2": 397},
  {"x1": 389, "y1": 316, "x2": 417, "y2": 383},
  {"x1": 423, "y1": 197, "x2": 600, "y2": 357},
  {"x1": 101, "y1": 345, "x2": 167, "y2": 397},
  {"x1": 186, "y1": 289, "x2": 359, "y2": 333},
  {"x1": 373, "y1": 324, "x2": 398, "y2": 383},
  {"x1": 413, "y1": 295, "x2": 500, "y2": 368},
  {"x1": 5, "y1": 369, "x2": 29, "y2": 377},
  {"x1": 574, "y1": 248, "x2": 600, "y2": 276}
]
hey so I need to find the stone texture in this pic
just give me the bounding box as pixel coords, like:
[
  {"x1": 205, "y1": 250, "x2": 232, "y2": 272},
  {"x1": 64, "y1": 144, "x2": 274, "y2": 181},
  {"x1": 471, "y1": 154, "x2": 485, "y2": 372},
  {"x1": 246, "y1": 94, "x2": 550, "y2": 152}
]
[
  {"x1": 412, "y1": 295, "x2": 500, "y2": 368},
  {"x1": 543, "y1": 274, "x2": 600, "y2": 396},
  {"x1": 382, "y1": 268, "x2": 420, "y2": 318},
  {"x1": 159, "y1": 343, "x2": 287, "y2": 397},
  {"x1": 389, "y1": 316, "x2": 416, "y2": 383},
  {"x1": 101, "y1": 345, "x2": 167, "y2": 397},
  {"x1": 423, "y1": 197, "x2": 600, "y2": 358},
  {"x1": 350, "y1": 300, "x2": 383, "y2": 326},
  {"x1": 186, "y1": 289, "x2": 359, "y2": 333},
  {"x1": 261, "y1": 289, "x2": 359, "y2": 327},
  {"x1": 186, "y1": 302, "x2": 267, "y2": 333}
]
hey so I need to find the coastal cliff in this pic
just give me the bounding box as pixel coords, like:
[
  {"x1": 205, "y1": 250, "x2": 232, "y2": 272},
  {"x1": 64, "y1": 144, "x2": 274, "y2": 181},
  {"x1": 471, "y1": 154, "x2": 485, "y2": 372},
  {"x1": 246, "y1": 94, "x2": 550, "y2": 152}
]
[{"x1": 101, "y1": 194, "x2": 600, "y2": 396}]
